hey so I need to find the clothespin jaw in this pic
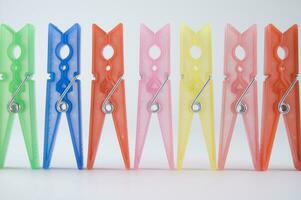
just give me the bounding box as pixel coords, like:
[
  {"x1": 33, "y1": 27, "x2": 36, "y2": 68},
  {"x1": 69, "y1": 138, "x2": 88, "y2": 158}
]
[
  {"x1": 134, "y1": 24, "x2": 174, "y2": 169},
  {"x1": 177, "y1": 24, "x2": 216, "y2": 170},
  {"x1": 138, "y1": 24, "x2": 171, "y2": 79},
  {"x1": 87, "y1": 23, "x2": 130, "y2": 169},
  {"x1": 261, "y1": 24, "x2": 301, "y2": 170},
  {"x1": 0, "y1": 24, "x2": 39, "y2": 168},
  {"x1": 219, "y1": 24, "x2": 260, "y2": 170},
  {"x1": 43, "y1": 23, "x2": 83, "y2": 169}
]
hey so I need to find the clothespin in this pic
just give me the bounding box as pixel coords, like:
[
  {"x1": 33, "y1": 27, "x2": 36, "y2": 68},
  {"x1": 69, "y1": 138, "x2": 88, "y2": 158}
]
[
  {"x1": 87, "y1": 24, "x2": 130, "y2": 169},
  {"x1": 260, "y1": 24, "x2": 301, "y2": 170},
  {"x1": 0, "y1": 24, "x2": 39, "y2": 168},
  {"x1": 134, "y1": 24, "x2": 174, "y2": 169},
  {"x1": 218, "y1": 24, "x2": 260, "y2": 170},
  {"x1": 43, "y1": 24, "x2": 83, "y2": 169},
  {"x1": 177, "y1": 24, "x2": 216, "y2": 169}
]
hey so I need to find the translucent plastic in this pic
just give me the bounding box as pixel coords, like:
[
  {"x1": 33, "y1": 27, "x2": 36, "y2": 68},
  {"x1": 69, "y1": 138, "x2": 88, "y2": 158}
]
[
  {"x1": 87, "y1": 24, "x2": 130, "y2": 169},
  {"x1": 0, "y1": 24, "x2": 39, "y2": 168},
  {"x1": 43, "y1": 24, "x2": 83, "y2": 169},
  {"x1": 219, "y1": 24, "x2": 260, "y2": 170},
  {"x1": 177, "y1": 24, "x2": 216, "y2": 169},
  {"x1": 134, "y1": 24, "x2": 174, "y2": 169},
  {"x1": 260, "y1": 24, "x2": 301, "y2": 170}
]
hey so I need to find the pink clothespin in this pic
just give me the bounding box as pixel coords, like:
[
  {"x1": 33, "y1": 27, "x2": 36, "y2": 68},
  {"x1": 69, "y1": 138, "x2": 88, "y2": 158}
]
[
  {"x1": 134, "y1": 24, "x2": 174, "y2": 169},
  {"x1": 219, "y1": 24, "x2": 260, "y2": 170}
]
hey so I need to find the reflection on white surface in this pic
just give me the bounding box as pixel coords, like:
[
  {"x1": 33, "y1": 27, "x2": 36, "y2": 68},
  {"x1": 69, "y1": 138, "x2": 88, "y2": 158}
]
[{"x1": 0, "y1": 169, "x2": 300, "y2": 200}]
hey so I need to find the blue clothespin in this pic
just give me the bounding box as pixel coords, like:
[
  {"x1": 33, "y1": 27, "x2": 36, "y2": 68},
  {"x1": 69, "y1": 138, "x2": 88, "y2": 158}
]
[{"x1": 43, "y1": 23, "x2": 83, "y2": 169}]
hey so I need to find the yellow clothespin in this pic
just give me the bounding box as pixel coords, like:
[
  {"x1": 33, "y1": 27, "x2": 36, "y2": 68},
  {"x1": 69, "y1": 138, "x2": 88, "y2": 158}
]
[{"x1": 177, "y1": 24, "x2": 216, "y2": 169}]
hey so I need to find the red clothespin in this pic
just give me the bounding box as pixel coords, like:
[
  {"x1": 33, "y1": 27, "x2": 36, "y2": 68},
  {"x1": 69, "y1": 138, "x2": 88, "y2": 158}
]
[
  {"x1": 219, "y1": 24, "x2": 260, "y2": 170},
  {"x1": 261, "y1": 24, "x2": 301, "y2": 170},
  {"x1": 87, "y1": 24, "x2": 130, "y2": 169}
]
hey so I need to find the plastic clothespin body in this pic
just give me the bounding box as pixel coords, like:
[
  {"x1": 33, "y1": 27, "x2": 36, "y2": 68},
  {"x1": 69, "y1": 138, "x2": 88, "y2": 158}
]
[
  {"x1": 87, "y1": 24, "x2": 130, "y2": 169},
  {"x1": 134, "y1": 24, "x2": 174, "y2": 169},
  {"x1": 261, "y1": 24, "x2": 301, "y2": 170},
  {"x1": 219, "y1": 24, "x2": 260, "y2": 170},
  {"x1": 0, "y1": 24, "x2": 39, "y2": 168},
  {"x1": 43, "y1": 24, "x2": 83, "y2": 169},
  {"x1": 177, "y1": 24, "x2": 216, "y2": 169}
]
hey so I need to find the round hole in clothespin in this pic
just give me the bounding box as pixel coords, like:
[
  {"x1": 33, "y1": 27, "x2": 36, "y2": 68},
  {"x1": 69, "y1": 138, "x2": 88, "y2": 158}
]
[
  {"x1": 106, "y1": 65, "x2": 111, "y2": 71},
  {"x1": 237, "y1": 66, "x2": 243, "y2": 72},
  {"x1": 149, "y1": 45, "x2": 161, "y2": 60},
  {"x1": 103, "y1": 45, "x2": 114, "y2": 60},
  {"x1": 60, "y1": 65, "x2": 68, "y2": 71},
  {"x1": 59, "y1": 44, "x2": 70, "y2": 60},
  {"x1": 152, "y1": 65, "x2": 158, "y2": 71},
  {"x1": 11, "y1": 64, "x2": 19, "y2": 71},
  {"x1": 190, "y1": 45, "x2": 202, "y2": 59},
  {"x1": 277, "y1": 46, "x2": 287, "y2": 60},
  {"x1": 234, "y1": 45, "x2": 246, "y2": 61},
  {"x1": 12, "y1": 45, "x2": 22, "y2": 60}
]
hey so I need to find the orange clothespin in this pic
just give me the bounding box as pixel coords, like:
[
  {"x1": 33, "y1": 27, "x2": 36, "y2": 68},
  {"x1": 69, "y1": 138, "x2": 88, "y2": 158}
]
[
  {"x1": 87, "y1": 24, "x2": 130, "y2": 169},
  {"x1": 261, "y1": 24, "x2": 301, "y2": 170}
]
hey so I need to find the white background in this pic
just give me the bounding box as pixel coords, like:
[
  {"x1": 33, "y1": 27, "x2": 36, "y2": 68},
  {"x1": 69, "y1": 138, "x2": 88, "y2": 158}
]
[{"x1": 0, "y1": 0, "x2": 300, "y2": 199}]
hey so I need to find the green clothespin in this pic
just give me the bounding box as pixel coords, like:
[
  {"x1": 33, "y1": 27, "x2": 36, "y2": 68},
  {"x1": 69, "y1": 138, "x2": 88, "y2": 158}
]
[{"x1": 0, "y1": 24, "x2": 39, "y2": 168}]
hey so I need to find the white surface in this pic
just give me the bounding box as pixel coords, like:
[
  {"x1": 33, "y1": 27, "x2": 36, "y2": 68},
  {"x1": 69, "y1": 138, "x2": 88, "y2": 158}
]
[
  {"x1": 0, "y1": 0, "x2": 301, "y2": 199},
  {"x1": 1, "y1": 169, "x2": 300, "y2": 200}
]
